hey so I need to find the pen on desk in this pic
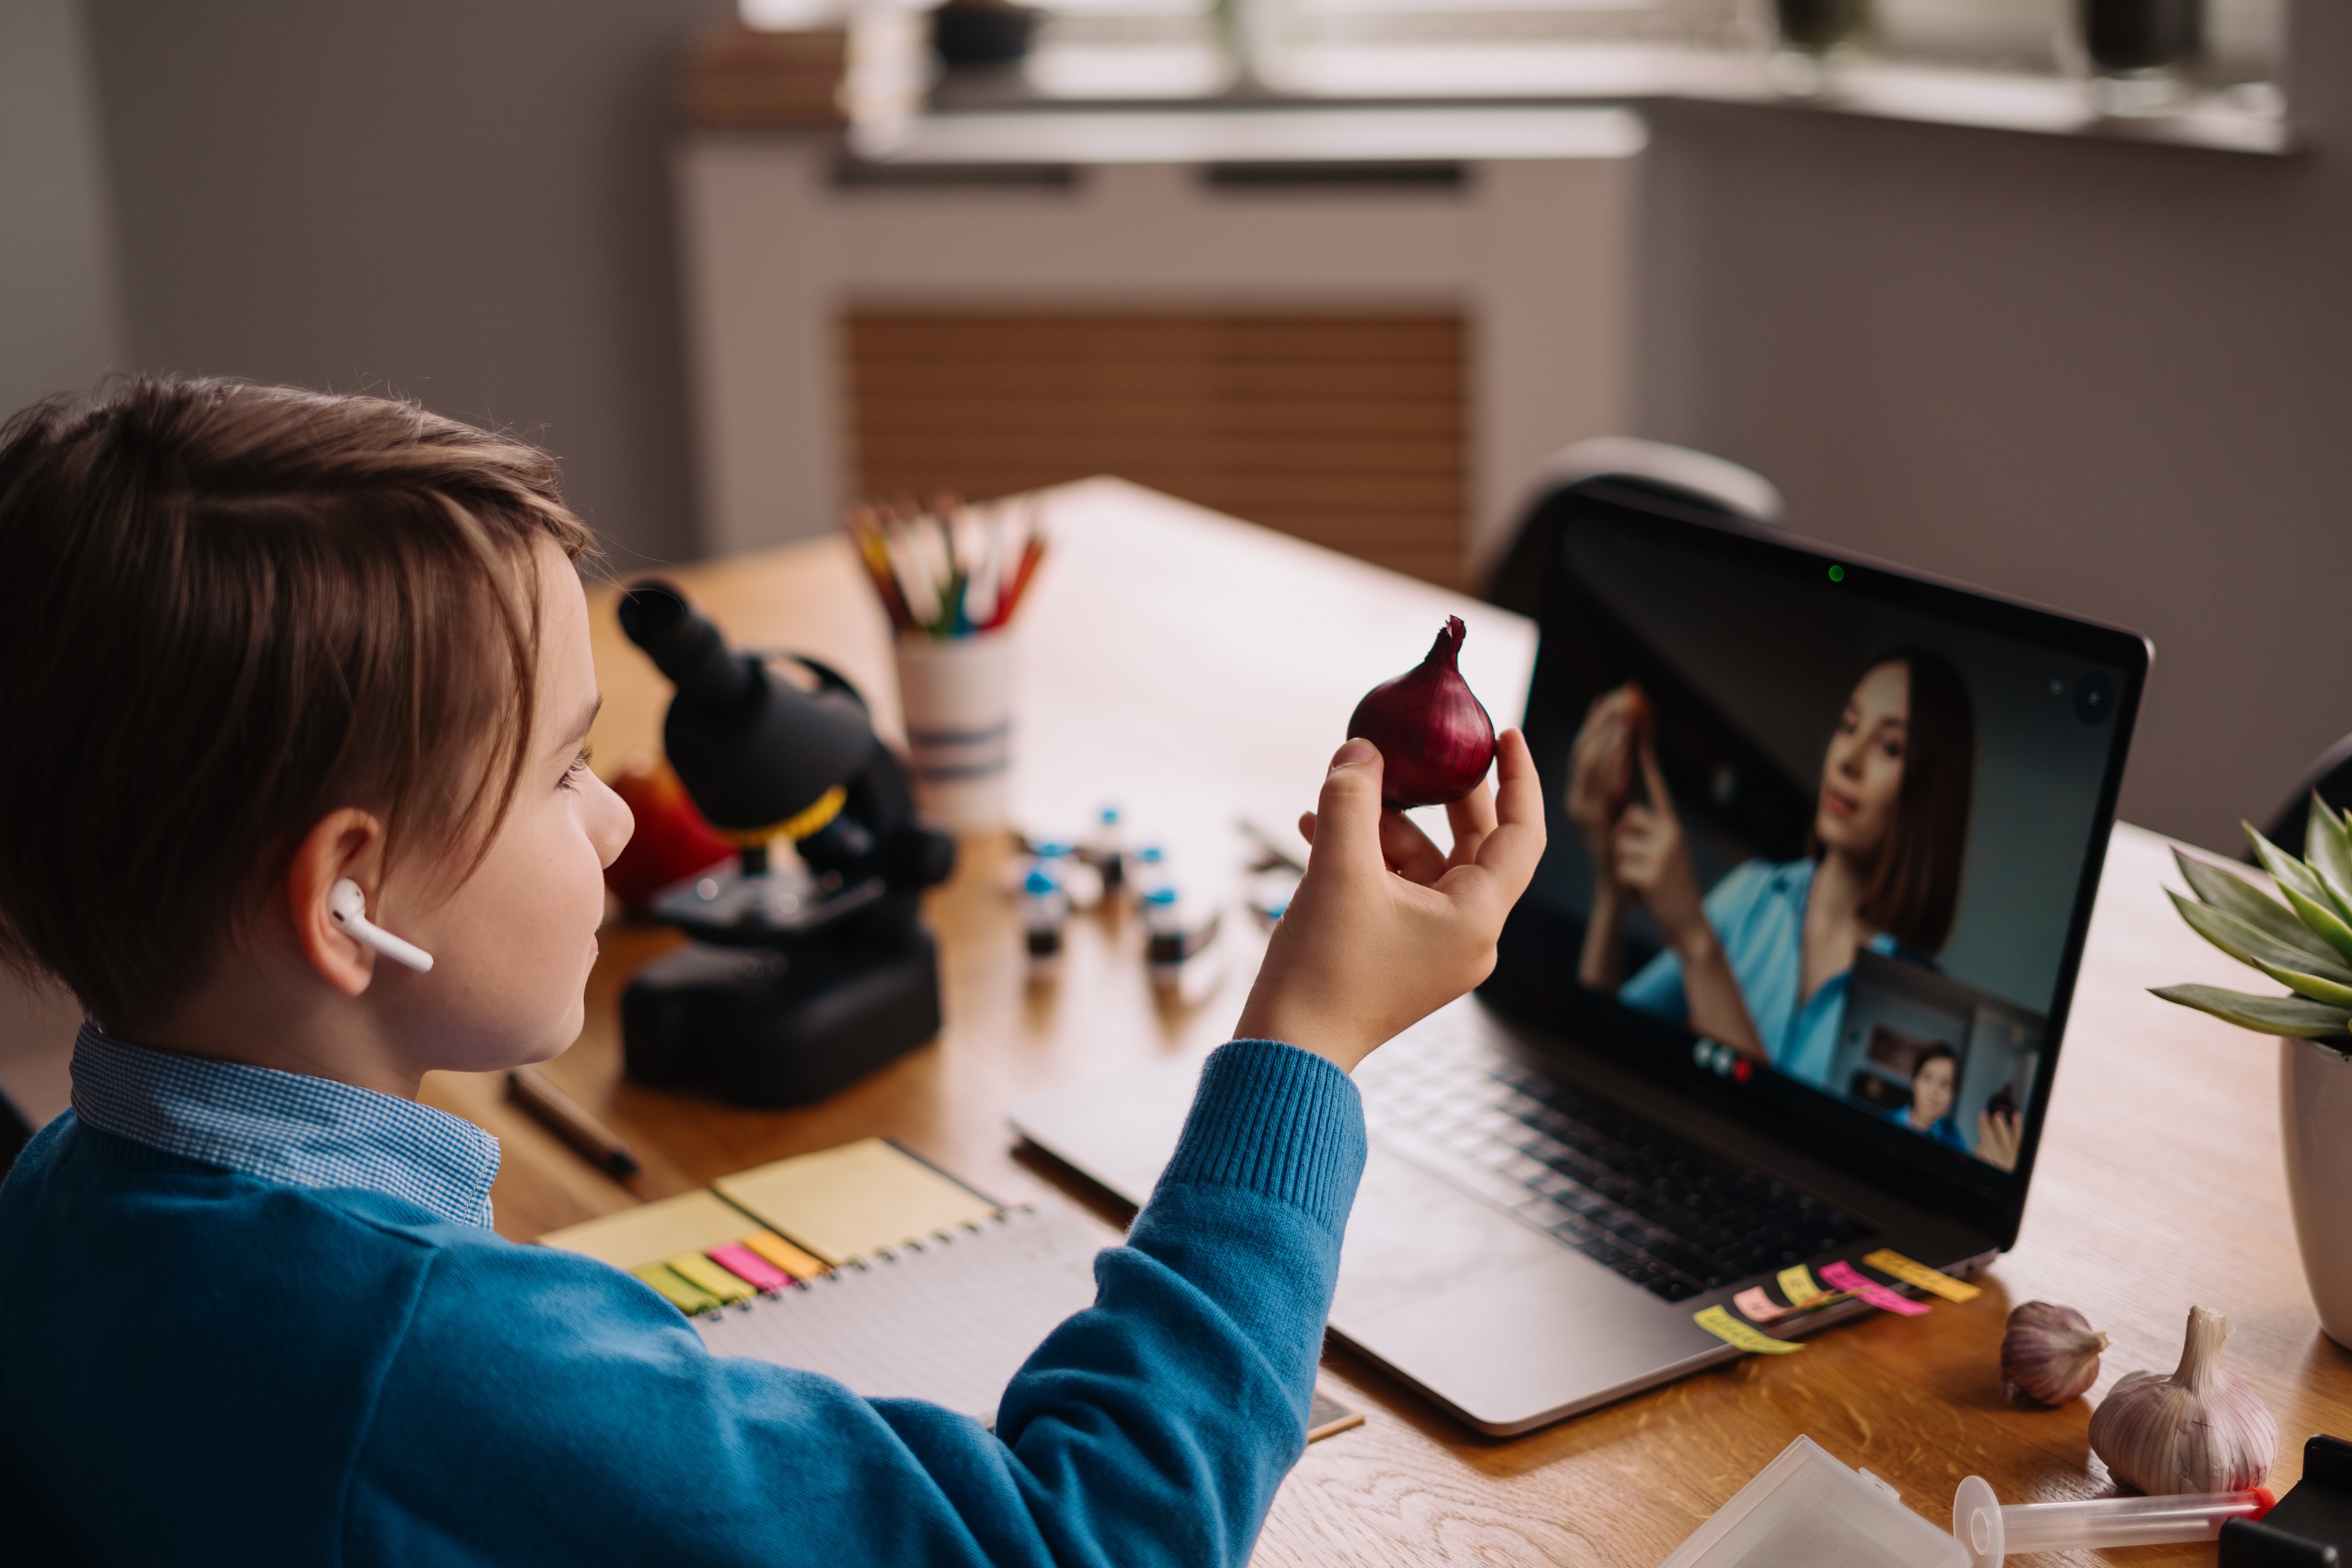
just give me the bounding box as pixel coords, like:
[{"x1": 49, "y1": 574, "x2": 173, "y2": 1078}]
[{"x1": 506, "y1": 1066, "x2": 641, "y2": 1182}]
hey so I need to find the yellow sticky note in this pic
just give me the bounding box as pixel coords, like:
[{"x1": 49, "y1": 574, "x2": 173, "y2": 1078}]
[
  {"x1": 539, "y1": 1189, "x2": 767, "y2": 1272},
  {"x1": 631, "y1": 1263, "x2": 720, "y2": 1316},
  {"x1": 1694, "y1": 1304, "x2": 1806, "y2": 1355},
  {"x1": 714, "y1": 1138, "x2": 998, "y2": 1265},
  {"x1": 1863, "y1": 1248, "x2": 1982, "y2": 1304},
  {"x1": 743, "y1": 1230, "x2": 830, "y2": 1281},
  {"x1": 665, "y1": 1251, "x2": 754, "y2": 1306},
  {"x1": 1778, "y1": 1264, "x2": 1825, "y2": 1306}
]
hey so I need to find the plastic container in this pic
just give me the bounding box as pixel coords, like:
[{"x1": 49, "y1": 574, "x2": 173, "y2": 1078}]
[
  {"x1": 1658, "y1": 1437, "x2": 1966, "y2": 1568},
  {"x1": 1664, "y1": 1439, "x2": 2278, "y2": 1568}
]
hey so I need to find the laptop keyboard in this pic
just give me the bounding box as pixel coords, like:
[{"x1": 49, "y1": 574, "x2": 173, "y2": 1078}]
[{"x1": 1359, "y1": 1033, "x2": 1873, "y2": 1304}]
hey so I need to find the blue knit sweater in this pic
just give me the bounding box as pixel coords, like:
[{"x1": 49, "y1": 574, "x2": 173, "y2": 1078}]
[{"x1": 0, "y1": 1037, "x2": 1365, "y2": 1565}]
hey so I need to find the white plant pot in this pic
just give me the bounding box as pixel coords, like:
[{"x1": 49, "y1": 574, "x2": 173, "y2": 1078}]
[{"x1": 2280, "y1": 1036, "x2": 2352, "y2": 1349}]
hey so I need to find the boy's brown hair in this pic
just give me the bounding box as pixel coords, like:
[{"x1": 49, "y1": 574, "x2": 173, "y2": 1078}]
[{"x1": 0, "y1": 376, "x2": 597, "y2": 1033}]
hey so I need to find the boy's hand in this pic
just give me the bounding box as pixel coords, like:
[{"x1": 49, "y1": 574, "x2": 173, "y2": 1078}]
[{"x1": 1235, "y1": 729, "x2": 1545, "y2": 1074}]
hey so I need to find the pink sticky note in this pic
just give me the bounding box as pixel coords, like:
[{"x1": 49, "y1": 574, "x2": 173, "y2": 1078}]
[
  {"x1": 1734, "y1": 1286, "x2": 1794, "y2": 1324},
  {"x1": 1819, "y1": 1259, "x2": 1931, "y2": 1317},
  {"x1": 707, "y1": 1242, "x2": 792, "y2": 1292}
]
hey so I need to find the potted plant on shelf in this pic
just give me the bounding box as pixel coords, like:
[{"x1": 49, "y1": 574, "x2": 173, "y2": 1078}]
[{"x1": 2156, "y1": 798, "x2": 2352, "y2": 1349}]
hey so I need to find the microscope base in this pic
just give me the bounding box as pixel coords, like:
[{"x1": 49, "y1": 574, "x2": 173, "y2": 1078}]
[{"x1": 620, "y1": 928, "x2": 942, "y2": 1108}]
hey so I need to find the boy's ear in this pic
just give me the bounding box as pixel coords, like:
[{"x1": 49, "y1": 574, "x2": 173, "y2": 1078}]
[{"x1": 285, "y1": 809, "x2": 389, "y2": 997}]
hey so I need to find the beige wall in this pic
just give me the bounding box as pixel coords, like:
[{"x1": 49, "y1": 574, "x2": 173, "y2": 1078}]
[
  {"x1": 78, "y1": 0, "x2": 734, "y2": 566},
  {"x1": 1630, "y1": 6, "x2": 2351, "y2": 852},
  {"x1": 0, "y1": 0, "x2": 122, "y2": 420},
  {"x1": 0, "y1": 0, "x2": 119, "y2": 1109}
]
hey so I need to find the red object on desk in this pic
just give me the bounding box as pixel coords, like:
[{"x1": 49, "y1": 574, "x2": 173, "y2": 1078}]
[{"x1": 604, "y1": 752, "x2": 735, "y2": 912}]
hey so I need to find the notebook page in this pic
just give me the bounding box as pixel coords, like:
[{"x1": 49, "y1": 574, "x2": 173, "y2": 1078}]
[{"x1": 693, "y1": 1203, "x2": 1113, "y2": 1423}]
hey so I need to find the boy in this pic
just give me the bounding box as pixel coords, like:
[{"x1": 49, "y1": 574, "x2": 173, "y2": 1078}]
[{"x1": 0, "y1": 376, "x2": 1542, "y2": 1565}]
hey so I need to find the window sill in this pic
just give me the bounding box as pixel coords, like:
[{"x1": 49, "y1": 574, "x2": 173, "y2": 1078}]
[{"x1": 914, "y1": 41, "x2": 2293, "y2": 158}]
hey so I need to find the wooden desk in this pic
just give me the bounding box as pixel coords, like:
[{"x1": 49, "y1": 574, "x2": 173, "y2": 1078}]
[{"x1": 423, "y1": 478, "x2": 2352, "y2": 1567}]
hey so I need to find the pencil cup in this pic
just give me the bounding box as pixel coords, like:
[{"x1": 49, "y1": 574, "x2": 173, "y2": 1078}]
[{"x1": 893, "y1": 630, "x2": 1015, "y2": 834}]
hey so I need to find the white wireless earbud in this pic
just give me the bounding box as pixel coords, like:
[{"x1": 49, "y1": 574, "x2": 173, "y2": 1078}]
[{"x1": 327, "y1": 879, "x2": 435, "y2": 973}]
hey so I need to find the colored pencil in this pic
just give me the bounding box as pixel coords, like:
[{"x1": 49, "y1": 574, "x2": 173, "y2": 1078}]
[{"x1": 841, "y1": 493, "x2": 1046, "y2": 640}]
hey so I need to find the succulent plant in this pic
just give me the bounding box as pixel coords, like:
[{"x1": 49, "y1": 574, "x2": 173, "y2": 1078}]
[{"x1": 2156, "y1": 796, "x2": 2352, "y2": 1039}]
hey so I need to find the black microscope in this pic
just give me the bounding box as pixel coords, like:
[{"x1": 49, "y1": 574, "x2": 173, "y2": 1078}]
[{"x1": 614, "y1": 581, "x2": 957, "y2": 1106}]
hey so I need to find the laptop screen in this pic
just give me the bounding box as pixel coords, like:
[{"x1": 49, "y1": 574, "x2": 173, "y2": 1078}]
[{"x1": 1491, "y1": 486, "x2": 2147, "y2": 1234}]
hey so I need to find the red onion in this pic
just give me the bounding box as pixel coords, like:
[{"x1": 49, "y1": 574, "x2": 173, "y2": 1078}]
[
  {"x1": 1622, "y1": 684, "x2": 1652, "y2": 752},
  {"x1": 1346, "y1": 616, "x2": 1497, "y2": 810},
  {"x1": 1598, "y1": 682, "x2": 1652, "y2": 817}
]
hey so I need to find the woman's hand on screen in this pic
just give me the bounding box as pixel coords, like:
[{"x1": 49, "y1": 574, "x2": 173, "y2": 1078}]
[
  {"x1": 1565, "y1": 687, "x2": 1640, "y2": 877},
  {"x1": 1610, "y1": 744, "x2": 1709, "y2": 952},
  {"x1": 1976, "y1": 1108, "x2": 2022, "y2": 1172},
  {"x1": 1237, "y1": 731, "x2": 1546, "y2": 1074}
]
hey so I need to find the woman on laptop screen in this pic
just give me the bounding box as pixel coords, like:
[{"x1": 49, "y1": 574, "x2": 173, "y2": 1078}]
[
  {"x1": 1897, "y1": 1043, "x2": 1966, "y2": 1149},
  {"x1": 1566, "y1": 649, "x2": 1976, "y2": 1102}
]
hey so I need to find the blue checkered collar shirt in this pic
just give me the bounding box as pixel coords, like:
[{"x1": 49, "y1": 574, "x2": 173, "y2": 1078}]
[{"x1": 67, "y1": 1020, "x2": 500, "y2": 1228}]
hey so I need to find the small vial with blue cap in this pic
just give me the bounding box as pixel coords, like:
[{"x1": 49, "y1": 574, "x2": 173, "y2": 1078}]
[
  {"x1": 1128, "y1": 844, "x2": 1170, "y2": 906},
  {"x1": 1081, "y1": 805, "x2": 1125, "y2": 893},
  {"x1": 1022, "y1": 861, "x2": 1071, "y2": 978},
  {"x1": 1025, "y1": 837, "x2": 1100, "y2": 909},
  {"x1": 1141, "y1": 882, "x2": 1222, "y2": 1000}
]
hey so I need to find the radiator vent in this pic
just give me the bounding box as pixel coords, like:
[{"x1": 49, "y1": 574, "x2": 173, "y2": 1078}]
[{"x1": 841, "y1": 308, "x2": 1467, "y2": 586}]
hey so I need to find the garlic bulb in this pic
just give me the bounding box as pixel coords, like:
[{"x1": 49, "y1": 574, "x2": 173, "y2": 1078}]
[
  {"x1": 2002, "y1": 1301, "x2": 2108, "y2": 1405},
  {"x1": 2089, "y1": 1305, "x2": 2277, "y2": 1494}
]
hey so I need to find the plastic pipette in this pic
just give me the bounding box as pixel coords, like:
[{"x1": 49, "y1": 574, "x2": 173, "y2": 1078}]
[{"x1": 1953, "y1": 1475, "x2": 2276, "y2": 1568}]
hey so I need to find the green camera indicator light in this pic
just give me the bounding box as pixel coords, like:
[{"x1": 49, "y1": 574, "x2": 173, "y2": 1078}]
[{"x1": 1827, "y1": 564, "x2": 1846, "y2": 583}]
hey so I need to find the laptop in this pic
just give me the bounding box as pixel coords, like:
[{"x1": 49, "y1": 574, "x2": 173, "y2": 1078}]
[{"x1": 1012, "y1": 482, "x2": 2150, "y2": 1435}]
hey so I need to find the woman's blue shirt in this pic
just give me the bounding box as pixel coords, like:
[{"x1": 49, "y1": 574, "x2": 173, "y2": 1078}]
[{"x1": 1618, "y1": 857, "x2": 1905, "y2": 1091}]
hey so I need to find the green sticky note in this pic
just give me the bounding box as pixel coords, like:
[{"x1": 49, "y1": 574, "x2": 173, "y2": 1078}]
[
  {"x1": 1777, "y1": 1264, "x2": 1824, "y2": 1306},
  {"x1": 665, "y1": 1251, "x2": 754, "y2": 1306},
  {"x1": 632, "y1": 1263, "x2": 720, "y2": 1316},
  {"x1": 1695, "y1": 1303, "x2": 1805, "y2": 1355}
]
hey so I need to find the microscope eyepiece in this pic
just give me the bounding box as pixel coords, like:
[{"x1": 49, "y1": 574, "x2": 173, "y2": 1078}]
[
  {"x1": 619, "y1": 580, "x2": 752, "y2": 709},
  {"x1": 619, "y1": 578, "x2": 880, "y2": 840}
]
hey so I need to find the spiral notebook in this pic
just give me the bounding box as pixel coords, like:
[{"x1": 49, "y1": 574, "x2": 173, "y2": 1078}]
[
  {"x1": 539, "y1": 1137, "x2": 1363, "y2": 1436},
  {"x1": 539, "y1": 1139, "x2": 1106, "y2": 1423},
  {"x1": 695, "y1": 1202, "x2": 1107, "y2": 1423}
]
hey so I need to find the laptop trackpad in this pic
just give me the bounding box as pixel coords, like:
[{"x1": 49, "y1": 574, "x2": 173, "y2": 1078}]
[
  {"x1": 1332, "y1": 1146, "x2": 1565, "y2": 1320},
  {"x1": 1333, "y1": 1146, "x2": 1713, "y2": 1432}
]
